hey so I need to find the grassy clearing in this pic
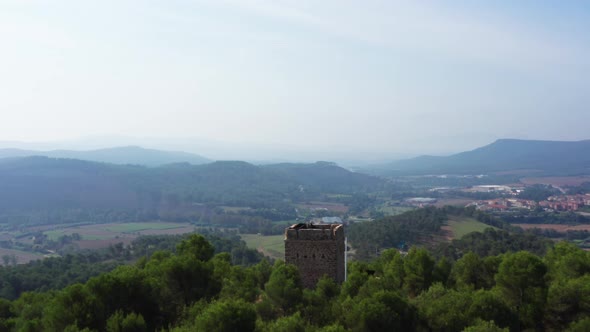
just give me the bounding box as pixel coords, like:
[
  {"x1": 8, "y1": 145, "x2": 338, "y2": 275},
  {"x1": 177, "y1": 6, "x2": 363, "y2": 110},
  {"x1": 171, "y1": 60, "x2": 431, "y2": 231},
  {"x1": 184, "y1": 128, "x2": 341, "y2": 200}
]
[
  {"x1": 105, "y1": 222, "x2": 184, "y2": 233},
  {"x1": 240, "y1": 234, "x2": 284, "y2": 260},
  {"x1": 44, "y1": 230, "x2": 65, "y2": 241},
  {"x1": 446, "y1": 215, "x2": 496, "y2": 239}
]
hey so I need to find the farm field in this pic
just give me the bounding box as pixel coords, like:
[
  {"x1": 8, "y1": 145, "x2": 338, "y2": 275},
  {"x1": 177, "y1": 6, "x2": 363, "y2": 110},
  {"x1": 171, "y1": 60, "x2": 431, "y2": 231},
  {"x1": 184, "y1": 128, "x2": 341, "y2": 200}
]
[
  {"x1": 6, "y1": 222, "x2": 196, "y2": 253},
  {"x1": 55, "y1": 222, "x2": 195, "y2": 249},
  {"x1": 104, "y1": 222, "x2": 189, "y2": 233},
  {"x1": 296, "y1": 201, "x2": 348, "y2": 213},
  {"x1": 43, "y1": 222, "x2": 194, "y2": 240},
  {"x1": 443, "y1": 215, "x2": 496, "y2": 239},
  {"x1": 240, "y1": 234, "x2": 284, "y2": 260},
  {"x1": 0, "y1": 248, "x2": 43, "y2": 266}
]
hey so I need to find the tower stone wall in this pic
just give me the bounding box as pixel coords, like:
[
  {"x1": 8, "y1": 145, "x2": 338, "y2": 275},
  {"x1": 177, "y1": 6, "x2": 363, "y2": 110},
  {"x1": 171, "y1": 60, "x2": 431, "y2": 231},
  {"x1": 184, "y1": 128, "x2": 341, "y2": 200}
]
[{"x1": 284, "y1": 223, "x2": 345, "y2": 288}]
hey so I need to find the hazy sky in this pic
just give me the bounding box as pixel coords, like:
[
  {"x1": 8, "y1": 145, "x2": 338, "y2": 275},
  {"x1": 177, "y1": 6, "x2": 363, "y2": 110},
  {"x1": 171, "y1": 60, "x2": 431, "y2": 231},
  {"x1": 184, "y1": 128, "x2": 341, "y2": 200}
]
[{"x1": 1, "y1": 1, "x2": 589, "y2": 160}]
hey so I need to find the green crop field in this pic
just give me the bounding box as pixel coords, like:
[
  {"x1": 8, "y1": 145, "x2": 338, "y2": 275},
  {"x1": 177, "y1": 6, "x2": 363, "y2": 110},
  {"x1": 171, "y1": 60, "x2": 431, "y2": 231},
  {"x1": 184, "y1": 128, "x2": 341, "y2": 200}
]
[
  {"x1": 240, "y1": 234, "x2": 284, "y2": 260},
  {"x1": 446, "y1": 215, "x2": 496, "y2": 239},
  {"x1": 379, "y1": 205, "x2": 414, "y2": 216},
  {"x1": 105, "y1": 222, "x2": 185, "y2": 233},
  {"x1": 44, "y1": 230, "x2": 66, "y2": 241}
]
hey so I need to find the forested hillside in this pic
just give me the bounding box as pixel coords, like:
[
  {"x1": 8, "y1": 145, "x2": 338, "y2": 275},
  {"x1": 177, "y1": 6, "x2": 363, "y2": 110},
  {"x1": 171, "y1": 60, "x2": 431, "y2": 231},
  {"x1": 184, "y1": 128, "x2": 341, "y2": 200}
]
[
  {"x1": 0, "y1": 157, "x2": 383, "y2": 225},
  {"x1": 372, "y1": 139, "x2": 590, "y2": 176},
  {"x1": 0, "y1": 234, "x2": 589, "y2": 331},
  {"x1": 263, "y1": 161, "x2": 383, "y2": 193}
]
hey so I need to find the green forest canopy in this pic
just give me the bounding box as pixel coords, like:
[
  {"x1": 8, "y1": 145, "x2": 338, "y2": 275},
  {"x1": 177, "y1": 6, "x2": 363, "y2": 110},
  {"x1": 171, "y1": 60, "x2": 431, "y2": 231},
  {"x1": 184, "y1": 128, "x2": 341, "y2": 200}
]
[{"x1": 0, "y1": 233, "x2": 589, "y2": 331}]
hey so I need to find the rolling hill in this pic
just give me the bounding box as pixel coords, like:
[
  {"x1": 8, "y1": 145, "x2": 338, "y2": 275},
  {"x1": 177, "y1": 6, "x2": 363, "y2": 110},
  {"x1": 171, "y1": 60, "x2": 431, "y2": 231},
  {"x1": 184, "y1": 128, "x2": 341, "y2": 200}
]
[
  {"x1": 0, "y1": 146, "x2": 211, "y2": 166},
  {"x1": 0, "y1": 157, "x2": 384, "y2": 223},
  {"x1": 371, "y1": 139, "x2": 590, "y2": 176}
]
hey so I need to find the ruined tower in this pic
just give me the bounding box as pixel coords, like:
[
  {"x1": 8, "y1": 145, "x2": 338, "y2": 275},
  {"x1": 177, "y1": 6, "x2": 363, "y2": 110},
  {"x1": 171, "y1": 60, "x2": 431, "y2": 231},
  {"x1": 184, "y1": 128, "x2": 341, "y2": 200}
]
[{"x1": 284, "y1": 223, "x2": 345, "y2": 288}]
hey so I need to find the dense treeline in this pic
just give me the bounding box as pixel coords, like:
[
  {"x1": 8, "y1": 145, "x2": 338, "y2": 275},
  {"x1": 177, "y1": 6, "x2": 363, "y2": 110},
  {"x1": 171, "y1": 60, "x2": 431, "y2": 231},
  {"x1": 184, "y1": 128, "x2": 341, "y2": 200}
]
[
  {"x1": 517, "y1": 184, "x2": 562, "y2": 202},
  {"x1": 0, "y1": 253, "x2": 120, "y2": 301},
  {"x1": 347, "y1": 207, "x2": 447, "y2": 259},
  {"x1": 347, "y1": 206, "x2": 524, "y2": 260},
  {"x1": 0, "y1": 234, "x2": 589, "y2": 331},
  {"x1": 566, "y1": 181, "x2": 590, "y2": 195},
  {"x1": 127, "y1": 230, "x2": 264, "y2": 267},
  {"x1": 263, "y1": 162, "x2": 385, "y2": 194},
  {"x1": 436, "y1": 228, "x2": 553, "y2": 260},
  {"x1": 0, "y1": 231, "x2": 262, "y2": 301},
  {"x1": 499, "y1": 210, "x2": 590, "y2": 225},
  {"x1": 526, "y1": 228, "x2": 590, "y2": 240}
]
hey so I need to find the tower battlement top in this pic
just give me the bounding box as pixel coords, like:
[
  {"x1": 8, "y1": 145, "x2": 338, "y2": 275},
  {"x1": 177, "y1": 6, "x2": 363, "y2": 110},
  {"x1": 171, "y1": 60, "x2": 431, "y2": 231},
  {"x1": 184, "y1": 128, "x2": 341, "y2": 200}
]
[{"x1": 284, "y1": 223, "x2": 343, "y2": 241}]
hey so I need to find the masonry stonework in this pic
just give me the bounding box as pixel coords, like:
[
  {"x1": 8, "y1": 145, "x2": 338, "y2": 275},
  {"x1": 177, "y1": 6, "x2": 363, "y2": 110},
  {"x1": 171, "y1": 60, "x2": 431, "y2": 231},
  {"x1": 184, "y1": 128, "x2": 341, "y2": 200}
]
[{"x1": 284, "y1": 223, "x2": 345, "y2": 288}]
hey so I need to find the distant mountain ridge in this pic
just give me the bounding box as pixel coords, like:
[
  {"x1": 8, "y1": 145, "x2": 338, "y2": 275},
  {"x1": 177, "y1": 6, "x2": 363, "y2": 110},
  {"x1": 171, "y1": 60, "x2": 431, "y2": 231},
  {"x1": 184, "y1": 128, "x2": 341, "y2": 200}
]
[
  {"x1": 372, "y1": 139, "x2": 590, "y2": 175},
  {"x1": 0, "y1": 146, "x2": 211, "y2": 166}
]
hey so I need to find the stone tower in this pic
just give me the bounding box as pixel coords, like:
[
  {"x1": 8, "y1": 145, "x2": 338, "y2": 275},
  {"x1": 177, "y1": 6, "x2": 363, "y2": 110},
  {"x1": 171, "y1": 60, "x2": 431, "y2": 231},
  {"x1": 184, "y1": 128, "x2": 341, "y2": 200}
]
[{"x1": 284, "y1": 223, "x2": 345, "y2": 288}]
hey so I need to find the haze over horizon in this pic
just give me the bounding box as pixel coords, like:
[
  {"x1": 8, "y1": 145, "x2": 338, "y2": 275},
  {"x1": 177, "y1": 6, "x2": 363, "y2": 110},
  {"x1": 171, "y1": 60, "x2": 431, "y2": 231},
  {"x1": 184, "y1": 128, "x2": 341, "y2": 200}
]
[{"x1": 2, "y1": 1, "x2": 590, "y2": 160}]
